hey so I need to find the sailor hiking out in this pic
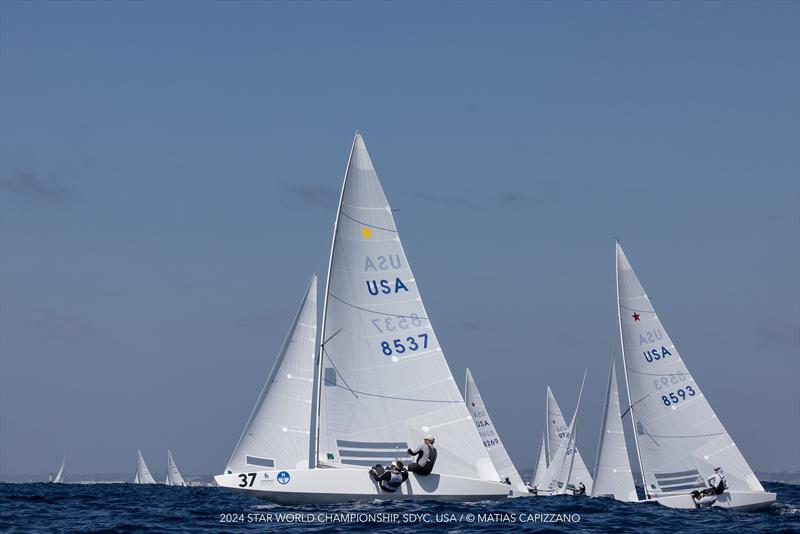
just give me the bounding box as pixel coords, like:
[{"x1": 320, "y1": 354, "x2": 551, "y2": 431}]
[{"x1": 407, "y1": 435, "x2": 437, "y2": 476}]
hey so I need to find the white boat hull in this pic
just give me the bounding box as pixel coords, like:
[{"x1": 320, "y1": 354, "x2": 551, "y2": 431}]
[
  {"x1": 215, "y1": 468, "x2": 512, "y2": 504},
  {"x1": 654, "y1": 491, "x2": 776, "y2": 512}
]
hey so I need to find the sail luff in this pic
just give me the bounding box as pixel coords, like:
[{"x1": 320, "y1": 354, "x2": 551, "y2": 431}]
[
  {"x1": 560, "y1": 371, "x2": 586, "y2": 494},
  {"x1": 53, "y1": 441, "x2": 67, "y2": 484},
  {"x1": 313, "y1": 133, "x2": 359, "y2": 468},
  {"x1": 616, "y1": 242, "x2": 648, "y2": 498}
]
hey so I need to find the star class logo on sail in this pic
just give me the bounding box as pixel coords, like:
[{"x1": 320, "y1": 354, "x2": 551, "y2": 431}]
[{"x1": 277, "y1": 471, "x2": 291, "y2": 485}]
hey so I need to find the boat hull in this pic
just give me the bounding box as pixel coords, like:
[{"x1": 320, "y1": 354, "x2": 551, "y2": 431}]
[
  {"x1": 654, "y1": 491, "x2": 776, "y2": 512},
  {"x1": 215, "y1": 468, "x2": 512, "y2": 504}
]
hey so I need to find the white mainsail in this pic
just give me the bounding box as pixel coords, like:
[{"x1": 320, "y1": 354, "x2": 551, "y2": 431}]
[
  {"x1": 531, "y1": 433, "x2": 547, "y2": 488},
  {"x1": 314, "y1": 133, "x2": 498, "y2": 481},
  {"x1": 53, "y1": 442, "x2": 68, "y2": 484},
  {"x1": 165, "y1": 450, "x2": 186, "y2": 486},
  {"x1": 225, "y1": 274, "x2": 317, "y2": 473},
  {"x1": 464, "y1": 369, "x2": 526, "y2": 492},
  {"x1": 591, "y1": 357, "x2": 637, "y2": 501},
  {"x1": 616, "y1": 242, "x2": 765, "y2": 499},
  {"x1": 543, "y1": 386, "x2": 593, "y2": 493},
  {"x1": 134, "y1": 450, "x2": 157, "y2": 484}
]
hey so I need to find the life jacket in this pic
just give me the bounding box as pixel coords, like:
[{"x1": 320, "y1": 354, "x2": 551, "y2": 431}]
[{"x1": 381, "y1": 471, "x2": 404, "y2": 492}]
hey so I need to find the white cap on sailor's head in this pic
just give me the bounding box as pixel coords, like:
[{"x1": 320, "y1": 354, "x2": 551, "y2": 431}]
[{"x1": 423, "y1": 435, "x2": 435, "y2": 442}]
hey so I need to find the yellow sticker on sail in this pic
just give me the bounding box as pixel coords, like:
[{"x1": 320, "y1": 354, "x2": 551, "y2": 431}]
[{"x1": 362, "y1": 226, "x2": 372, "y2": 239}]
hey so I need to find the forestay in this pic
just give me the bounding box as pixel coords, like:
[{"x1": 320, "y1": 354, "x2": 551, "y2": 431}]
[
  {"x1": 616, "y1": 242, "x2": 764, "y2": 498},
  {"x1": 464, "y1": 369, "x2": 526, "y2": 491},
  {"x1": 591, "y1": 358, "x2": 637, "y2": 501},
  {"x1": 226, "y1": 274, "x2": 317, "y2": 473},
  {"x1": 316, "y1": 133, "x2": 498, "y2": 481},
  {"x1": 165, "y1": 450, "x2": 186, "y2": 486},
  {"x1": 135, "y1": 450, "x2": 157, "y2": 484}
]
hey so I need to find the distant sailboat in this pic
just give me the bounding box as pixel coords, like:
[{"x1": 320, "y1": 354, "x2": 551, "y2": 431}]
[
  {"x1": 164, "y1": 450, "x2": 186, "y2": 486},
  {"x1": 616, "y1": 242, "x2": 775, "y2": 511},
  {"x1": 133, "y1": 450, "x2": 157, "y2": 484},
  {"x1": 537, "y1": 380, "x2": 593, "y2": 495},
  {"x1": 225, "y1": 274, "x2": 318, "y2": 474},
  {"x1": 52, "y1": 442, "x2": 68, "y2": 484},
  {"x1": 464, "y1": 369, "x2": 527, "y2": 494},
  {"x1": 591, "y1": 357, "x2": 637, "y2": 501}
]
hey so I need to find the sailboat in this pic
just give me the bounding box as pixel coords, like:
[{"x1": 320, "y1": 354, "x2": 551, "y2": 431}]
[
  {"x1": 133, "y1": 450, "x2": 157, "y2": 484},
  {"x1": 164, "y1": 450, "x2": 186, "y2": 486},
  {"x1": 225, "y1": 274, "x2": 318, "y2": 473},
  {"x1": 532, "y1": 378, "x2": 593, "y2": 495},
  {"x1": 615, "y1": 242, "x2": 775, "y2": 511},
  {"x1": 590, "y1": 357, "x2": 637, "y2": 501},
  {"x1": 52, "y1": 441, "x2": 68, "y2": 484},
  {"x1": 464, "y1": 368, "x2": 528, "y2": 495},
  {"x1": 215, "y1": 132, "x2": 510, "y2": 503}
]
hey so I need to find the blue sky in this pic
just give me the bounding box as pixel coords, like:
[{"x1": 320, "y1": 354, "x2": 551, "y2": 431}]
[{"x1": 1, "y1": 1, "x2": 798, "y2": 477}]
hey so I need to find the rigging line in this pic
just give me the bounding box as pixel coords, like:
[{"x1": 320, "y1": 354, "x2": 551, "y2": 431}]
[
  {"x1": 321, "y1": 345, "x2": 359, "y2": 400},
  {"x1": 621, "y1": 394, "x2": 650, "y2": 419},
  {"x1": 627, "y1": 368, "x2": 688, "y2": 377},
  {"x1": 321, "y1": 380, "x2": 463, "y2": 404},
  {"x1": 327, "y1": 293, "x2": 430, "y2": 320},
  {"x1": 339, "y1": 211, "x2": 398, "y2": 233},
  {"x1": 322, "y1": 328, "x2": 343, "y2": 347}
]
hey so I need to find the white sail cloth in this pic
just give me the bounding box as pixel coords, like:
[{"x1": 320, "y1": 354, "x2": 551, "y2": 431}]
[
  {"x1": 543, "y1": 387, "x2": 593, "y2": 493},
  {"x1": 464, "y1": 369, "x2": 526, "y2": 492},
  {"x1": 616, "y1": 242, "x2": 763, "y2": 498},
  {"x1": 316, "y1": 134, "x2": 497, "y2": 481},
  {"x1": 165, "y1": 450, "x2": 186, "y2": 486},
  {"x1": 225, "y1": 274, "x2": 318, "y2": 473},
  {"x1": 53, "y1": 442, "x2": 67, "y2": 484},
  {"x1": 591, "y1": 358, "x2": 637, "y2": 501},
  {"x1": 134, "y1": 450, "x2": 157, "y2": 484}
]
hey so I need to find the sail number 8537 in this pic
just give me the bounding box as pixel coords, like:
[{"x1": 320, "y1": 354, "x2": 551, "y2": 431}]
[
  {"x1": 661, "y1": 386, "x2": 695, "y2": 406},
  {"x1": 381, "y1": 333, "x2": 429, "y2": 356}
]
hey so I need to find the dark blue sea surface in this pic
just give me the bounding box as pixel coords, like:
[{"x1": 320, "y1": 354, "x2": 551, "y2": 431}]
[{"x1": 0, "y1": 482, "x2": 797, "y2": 533}]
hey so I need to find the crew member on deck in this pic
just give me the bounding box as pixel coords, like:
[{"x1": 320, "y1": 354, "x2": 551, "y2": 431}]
[{"x1": 407, "y1": 435, "x2": 437, "y2": 475}]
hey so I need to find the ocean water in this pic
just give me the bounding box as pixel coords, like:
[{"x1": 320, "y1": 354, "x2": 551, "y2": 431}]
[{"x1": 0, "y1": 482, "x2": 797, "y2": 533}]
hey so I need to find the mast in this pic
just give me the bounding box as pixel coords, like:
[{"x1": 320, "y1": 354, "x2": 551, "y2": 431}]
[
  {"x1": 312, "y1": 132, "x2": 359, "y2": 468},
  {"x1": 592, "y1": 357, "x2": 614, "y2": 485},
  {"x1": 532, "y1": 432, "x2": 543, "y2": 484},
  {"x1": 616, "y1": 241, "x2": 648, "y2": 499}
]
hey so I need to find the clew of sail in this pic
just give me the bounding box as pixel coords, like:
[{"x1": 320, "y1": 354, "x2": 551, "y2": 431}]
[
  {"x1": 165, "y1": 450, "x2": 186, "y2": 486},
  {"x1": 315, "y1": 133, "x2": 498, "y2": 481},
  {"x1": 591, "y1": 358, "x2": 637, "y2": 501},
  {"x1": 616, "y1": 242, "x2": 764, "y2": 498},
  {"x1": 225, "y1": 274, "x2": 317, "y2": 473},
  {"x1": 464, "y1": 369, "x2": 526, "y2": 492},
  {"x1": 135, "y1": 450, "x2": 157, "y2": 484}
]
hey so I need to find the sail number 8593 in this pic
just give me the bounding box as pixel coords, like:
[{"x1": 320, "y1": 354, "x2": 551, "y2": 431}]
[
  {"x1": 380, "y1": 333, "x2": 429, "y2": 356},
  {"x1": 661, "y1": 386, "x2": 695, "y2": 406}
]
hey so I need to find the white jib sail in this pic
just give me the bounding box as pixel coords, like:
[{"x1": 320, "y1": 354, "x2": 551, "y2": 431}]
[
  {"x1": 544, "y1": 387, "x2": 594, "y2": 493},
  {"x1": 532, "y1": 433, "x2": 547, "y2": 488},
  {"x1": 315, "y1": 133, "x2": 498, "y2": 481},
  {"x1": 616, "y1": 242, "x2": 764, "y2": 498},
  {"x1": 165, "y1": 450, "x2": 186, "y2": 486},
  {"x1": 591, "y1": 357, "x2": 637, "y2": 501},
  {"x1": 135, "y1": 450, "x2": 157, "y2": 484},
  {"x1": 53, "y1": 442, "x2": 68, "y2": 484},
  {"x1": 464, "y1": 369, "x2": 526, "y2": 491},
  {"x1": 225, "y1": 274, "x2": 317, "y2": 473}
]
